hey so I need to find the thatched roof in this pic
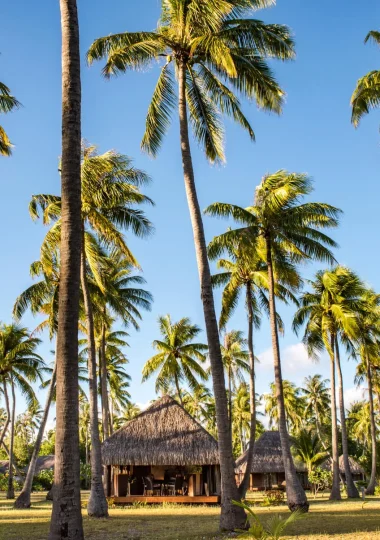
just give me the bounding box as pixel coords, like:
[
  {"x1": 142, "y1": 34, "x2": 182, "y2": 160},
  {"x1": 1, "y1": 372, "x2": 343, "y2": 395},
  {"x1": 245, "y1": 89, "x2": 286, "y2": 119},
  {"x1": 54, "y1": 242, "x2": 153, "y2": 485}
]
[
  {"x1": 235, "y1": 431, "x2": 307, "y2": 474},
  {"x1": 102, "y1": 395, "x2": 220, "y2": 466},
  {"x1": 26, "y1": 455, "x2": 55, "y2": 474},
  {"x1": 321, "y1": 455, "x2": 365, "y2": 475}
]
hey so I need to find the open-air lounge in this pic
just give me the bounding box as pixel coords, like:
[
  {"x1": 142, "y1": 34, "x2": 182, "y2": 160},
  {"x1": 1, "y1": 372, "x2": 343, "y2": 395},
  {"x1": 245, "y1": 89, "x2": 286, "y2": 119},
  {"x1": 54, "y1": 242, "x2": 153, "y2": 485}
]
[{"x1": 102, "y1": 395, "x2": 221, "y2": 504}]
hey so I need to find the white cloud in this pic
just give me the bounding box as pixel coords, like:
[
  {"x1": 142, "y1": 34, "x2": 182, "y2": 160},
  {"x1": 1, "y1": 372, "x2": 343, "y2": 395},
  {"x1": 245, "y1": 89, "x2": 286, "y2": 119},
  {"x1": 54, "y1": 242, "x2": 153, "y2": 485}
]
[
  {"x1": 257, "y1": 343, "x2": 313, "y2": 374},
  {"x1": 344, "y1": 386, "x2": 366, "y2": 407},
  {"x1": 136, "y1": 401, "x2": 151, "y2": 411}
]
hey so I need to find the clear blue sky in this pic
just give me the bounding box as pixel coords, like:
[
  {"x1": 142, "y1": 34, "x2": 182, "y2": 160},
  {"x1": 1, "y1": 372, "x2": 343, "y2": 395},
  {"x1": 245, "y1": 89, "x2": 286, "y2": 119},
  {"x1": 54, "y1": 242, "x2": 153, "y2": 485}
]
[{"x1": 1, "y1": 0, "x2": 379, "y2": 418}]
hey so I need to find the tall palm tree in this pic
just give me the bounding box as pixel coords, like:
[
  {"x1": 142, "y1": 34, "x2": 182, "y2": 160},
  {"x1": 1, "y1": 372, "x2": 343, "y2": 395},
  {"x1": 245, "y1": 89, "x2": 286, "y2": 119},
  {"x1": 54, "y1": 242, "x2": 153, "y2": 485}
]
[
  {"x1": 0, "y1": 324, "x2": 45, "y2": 499},
  {"x1": 220, "y1": 330, "x2": 249, "y2": 427},
  {"x1": 351, "y1": 31, "x2": 380, "y2": 127},
  {"x1": 293, "y1": 267, "x2": 364, "y2": 499},
  {"x1": 13, "y1": 259, "x2": 59, "y2": 509},
  {"x1": 87, "y1": 1, "x2": 295, "y2": 528},
  {"x1": 31, "y1": 144, "x2": 152, "y2": 518},
  {"x1": 263, "y1": 380, "x2": 304, "y2": 433},
  {"x1": 0, "y1": 81, "x2": 20, "y2": 156},
  {"x1": 301, "y1": 375, "x2": 330, "y2": 447},
  {"x1": 232, "y1": 382, "x2": 264, "y2": 455},
  {"x1": 210, "y1": 237, "x2": 297, "y2": 497},
  {"x1": 94, "y1": 251, "x2": 152, "y2": 440},
  {"x1": 354, "y1": 289, "x2": 380, "y2": 494},
  {"x1": 206, "y1": 172, "x2": 340, "y2": 510},
  {"x1": 49, "y1": 0, "x2": 83, "y2": 537},
  {"x1": 142, "y1": 315, "x2": 208, "y2": 404}
]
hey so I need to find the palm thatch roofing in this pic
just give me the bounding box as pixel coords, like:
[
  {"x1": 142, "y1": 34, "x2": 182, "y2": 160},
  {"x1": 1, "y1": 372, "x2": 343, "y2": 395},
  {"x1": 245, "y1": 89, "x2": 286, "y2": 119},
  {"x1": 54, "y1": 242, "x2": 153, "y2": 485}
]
[
  {"x1": 25, "y1": 455, "x2": 55, "y2": 474},
  {"x1": 235, "y1": 431, "x2": 307, "y2": 474},
  {"x1": 102, "y1": 395, "x2": 220, "y2": 466},
  {"x1": 321, "y1": 455, "x2": 365, "y2": 475},
  {"x1": 0, "y1": 460, "x2": 9, "y2": 474}
]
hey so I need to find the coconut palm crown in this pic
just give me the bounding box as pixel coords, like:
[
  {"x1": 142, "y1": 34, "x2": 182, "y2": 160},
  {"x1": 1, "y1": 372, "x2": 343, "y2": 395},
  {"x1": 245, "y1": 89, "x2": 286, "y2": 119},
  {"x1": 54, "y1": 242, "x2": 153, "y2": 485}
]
[
  {"x1": 351, "y1": 30, "x2": 380, "y2": 127},
  {"x1": 87, "y1": 0, "x2": 295, "y2": 163}
]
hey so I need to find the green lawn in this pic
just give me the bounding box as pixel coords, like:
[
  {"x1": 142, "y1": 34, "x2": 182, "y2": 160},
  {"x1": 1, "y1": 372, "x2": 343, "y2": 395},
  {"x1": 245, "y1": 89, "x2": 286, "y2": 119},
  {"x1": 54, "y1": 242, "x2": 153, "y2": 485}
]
[{"x1": 1, "y1": 492, "x2": 380, "y2": 539}]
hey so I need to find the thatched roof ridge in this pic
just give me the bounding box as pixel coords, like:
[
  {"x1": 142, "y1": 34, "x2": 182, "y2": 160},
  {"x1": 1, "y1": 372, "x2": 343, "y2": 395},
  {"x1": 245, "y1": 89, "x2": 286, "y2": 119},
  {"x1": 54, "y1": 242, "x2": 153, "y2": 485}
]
[
  {"x1": 102, "y1": 395, "x2": 220, "y2": 466},
  {"x1": 321, "y1": 455, "x2": 365, "y2": 475},
  {"x1": 235, "y1": 431, "x2": 306, "y2": 474}
]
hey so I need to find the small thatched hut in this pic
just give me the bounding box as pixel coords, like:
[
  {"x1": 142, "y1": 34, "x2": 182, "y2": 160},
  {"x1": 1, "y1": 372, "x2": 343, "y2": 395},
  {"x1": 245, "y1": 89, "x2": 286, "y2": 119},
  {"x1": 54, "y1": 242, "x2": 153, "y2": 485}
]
[
  {"x1": 235, "y1": 431, "x2": 308, "y2": 491},
  {"x1": 102, "y1": 395, "x2": 221, "y2": 502},
  {"x1": 321, "y1": 455, "x2": 366, "y2": 482}
]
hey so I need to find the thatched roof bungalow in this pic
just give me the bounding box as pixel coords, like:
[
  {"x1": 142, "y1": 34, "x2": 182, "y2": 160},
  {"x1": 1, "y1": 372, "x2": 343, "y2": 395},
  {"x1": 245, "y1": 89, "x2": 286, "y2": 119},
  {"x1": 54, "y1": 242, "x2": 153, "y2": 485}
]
[
  {"x1": 102, "y1": 395, "x2": 220, "y2": 502},
  {"x1": 321, "y1": 455, "x2": 366, "y2": 481},
  {"x1": 235, "y1": 431, "x2": 308, "y2": 491}
]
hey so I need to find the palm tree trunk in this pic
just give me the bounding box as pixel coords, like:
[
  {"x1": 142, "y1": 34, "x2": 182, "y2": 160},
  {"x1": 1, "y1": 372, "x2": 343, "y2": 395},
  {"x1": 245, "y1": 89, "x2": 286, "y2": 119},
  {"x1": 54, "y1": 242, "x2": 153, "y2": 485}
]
[
  {"x1": 0, "y1": 381, "x2": 10, "y2": 449},
  {"x1": 100, "y1": 321, "x2": 110, "y2": 440},
  {"x1": 265, "y1": 235, "x2": 308, "y2": 512},
  {"x1": 49, "y1": 0, "x2": 83, "y2": 537},
  {"x1": 228, "y1": 366, "x2": 233, "y2": 432},
  {"x1": 365, "y1": 361, "x2": 377, "y2": 494},
  {"x1": 238, "y1": 283, "x2": 256, "y2": 498},
  {"x1": 334, "y1": 338, "x2": 359, "y2": 498},
  {"x1": 6, "y1": 381, "x2": 15, "y2": 499},
  {"x1": 178, "y1": 60, "x2": 246, "y2": 530},
  {"x1": 15, "y1": 363, "x2": 57, "y2": 508},
  {"x1": 329, "y1": 336, "x2": 341, "y2": 500},
  {"x1": 174, "y1": 373, "x2": 183, "y2": 406},
  {"x1": 80, "y1": 245, "x2": 109, "y2": 518}
]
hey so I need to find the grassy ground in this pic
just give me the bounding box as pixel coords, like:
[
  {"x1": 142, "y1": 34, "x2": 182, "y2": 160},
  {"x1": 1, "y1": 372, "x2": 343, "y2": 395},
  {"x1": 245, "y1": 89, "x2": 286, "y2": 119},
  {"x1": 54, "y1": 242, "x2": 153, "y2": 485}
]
[{"x1": 1, "y1": 492, "x2": 380, "y2": 539}]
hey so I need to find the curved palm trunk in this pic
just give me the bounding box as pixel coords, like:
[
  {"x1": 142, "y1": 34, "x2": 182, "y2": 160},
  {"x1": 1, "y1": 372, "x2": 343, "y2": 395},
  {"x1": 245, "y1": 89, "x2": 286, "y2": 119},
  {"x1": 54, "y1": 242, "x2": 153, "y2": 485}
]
[
  {"x1": 265, "y1": 236, "x2": 308, "y2": 512},
  {"x1": 329, "y1": 337, "x2": 341, "y2": 500},
  {"x1": 15, "y1": 363, "x2": 57, "y2": 508},
  {"x1": 49, "y1": 0, "x2": 83, "y2": 537},
  {"x1": 80, "y1": 247, "x2": 109, "y2": 518},
  {"x1": 238, "y1": 283, "x2": 256, "y2": 498},
  {"x1": 100, "y1": 322, "x2": 110, "y2": 439},
  {"x1": 365, "y1": 362, "x2": 377, "y2": 495},
  {"x1": 6, "y1": 382, "x2": 15, "y2": 500},
  {"x1": 178, "y1": 60, "x2": 246, "y2": 531},
  {"x1": 334, "y1": 339, "x2": 359, "y2": 498}
]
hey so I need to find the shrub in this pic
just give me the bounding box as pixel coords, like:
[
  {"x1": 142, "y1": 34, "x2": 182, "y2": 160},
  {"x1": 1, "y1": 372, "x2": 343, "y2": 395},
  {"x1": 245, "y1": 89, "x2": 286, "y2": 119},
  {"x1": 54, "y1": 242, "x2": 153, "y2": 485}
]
[
  {"x1": 33, "y1": 469, "x2": 54, "y2": 491},
  {"x1": 262, "y1": 490, "x2": 285, "y2": 506},
  {"x1": 0, "y1": 473, "x2": 22, "y2": 492},
  {"x1": 233, "y1": 499, "x2": 306, "y2": 539}
]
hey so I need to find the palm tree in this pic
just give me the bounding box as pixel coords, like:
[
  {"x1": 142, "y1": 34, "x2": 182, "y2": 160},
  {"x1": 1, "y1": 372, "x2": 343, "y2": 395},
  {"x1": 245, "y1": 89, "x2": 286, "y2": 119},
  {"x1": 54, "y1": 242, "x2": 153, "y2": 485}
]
[
  {"x1": 301, "y1": 375, "x2": 330, "y2": 447},
  {"x1": 87, "y1": 1, "x2": 295, "y2": 528},
  {"x1": 347, "y1": 401, "x2": 373, "y2": 450},
  {"x1": 13, "y1": 259, "x2": 59, "y2": 509},
  {"x1": 113, "y1": 403, "x2": 141, "y2": 429},
  {"x1": 31, "y1": 144, "x2": 152, "y2": 518},
  {"x1": 0, "y1": 81, "x2": 20, "y2": 156},
  {"x1": 78, "y1": 398, "x2": 91, "y2": 466},
  {"x1": 351, "y1": 31, "x2": 380, "y2": 127},
  {"x1": 0, "y1": 324, "x2": 45, "y2": 499},
  {"x1": 354, "y1": 289, "x2": 380, "y2": 494},
  {"x1": 210, "y1": 238, "x2": 297, "y2": 497},
  {"x1": 220, "y1": 330, "x2": 249, "y2": 427},
  {"x1": 291, "y1": 429, "x2": 329, "y2": 475},
  {"x1": 182, "y1": 385, "x2": 213, "y2": 424},
  {"x1": 232, "y1": 383, "x2": 264, "y2": 455},
  {"x1": 263, "y1": 380, "x2": 304, "y2": 433},
  {"x1": 49, "y1": 0, "x2": 83, "y2": 536},
  {"x1": 206, "y1": 172, "x2": 340, "y2": 510},
  {"x1": 142, "y1": 315, "x2": 208, "y2": 405},
  {"x1": 94, "y1": 251, "x2": 152, "y2": 440},
  {"x1": 293, "y1": 267, "x2": 364, "y2": 499}
]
